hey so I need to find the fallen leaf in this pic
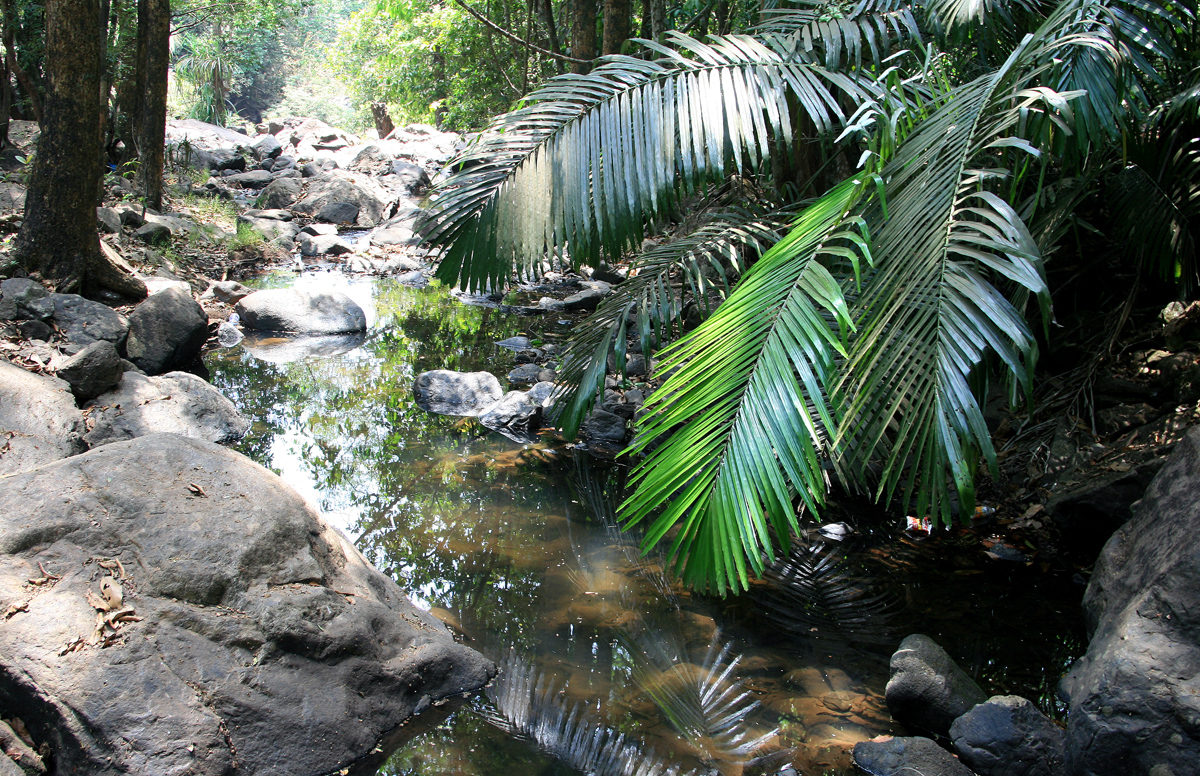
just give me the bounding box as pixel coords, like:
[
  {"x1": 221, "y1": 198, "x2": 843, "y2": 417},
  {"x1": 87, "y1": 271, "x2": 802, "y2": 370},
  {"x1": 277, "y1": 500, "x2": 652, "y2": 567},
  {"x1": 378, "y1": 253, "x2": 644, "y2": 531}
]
[{"x1": 187, "y1": 482, "x2": 208, "y2": 498}]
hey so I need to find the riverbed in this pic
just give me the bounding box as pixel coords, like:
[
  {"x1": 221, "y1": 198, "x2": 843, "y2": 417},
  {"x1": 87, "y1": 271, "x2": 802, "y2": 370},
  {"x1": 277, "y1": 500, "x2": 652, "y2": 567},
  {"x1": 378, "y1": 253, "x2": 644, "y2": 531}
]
[{"x1": 205, "y1": 269, "x2": 1086, "y2": 775}]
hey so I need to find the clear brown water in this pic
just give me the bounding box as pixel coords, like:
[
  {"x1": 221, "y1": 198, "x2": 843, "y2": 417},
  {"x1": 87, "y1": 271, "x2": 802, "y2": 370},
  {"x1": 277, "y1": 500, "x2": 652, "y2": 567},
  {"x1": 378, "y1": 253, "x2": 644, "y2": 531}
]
[{"x1": 205, "y1": 270, "x2": 1086, "y2": 776}]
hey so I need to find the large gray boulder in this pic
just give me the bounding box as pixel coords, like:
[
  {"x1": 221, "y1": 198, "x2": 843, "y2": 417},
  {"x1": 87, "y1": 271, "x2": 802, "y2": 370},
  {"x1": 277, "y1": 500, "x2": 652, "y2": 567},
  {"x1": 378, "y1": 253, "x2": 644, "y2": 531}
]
[
  {"x1": 369, "y1": 206, "x2": 422, "y2": 247},
  {"x1": 83, "y1": 371, "x2": 250, "y2": 447},
  {"x1": 0, "y1": 361, "x2": 86, "y2": 476},
  {"x1": 123, "y1": 286, "x2": 210, "y2": 374},
  {"x1": 292, "y1": 170, "x2": 396, "y2": 227},
  {"x1": 235, "y1": 288, "x2": 366, "y2": 334},
  {"x1": 413, "y1": 370, "x2": 503, "y2": 416},
  {"x1": 50, "y1": 293, "x2": 129, "y2": 353},
  {"x1": 951, "y1": 696, "x2": 1065, "y2": 776},
  {"x1": 222, "y1": 169, "x2": 274, "y2": 189},
  {"x1": 1061, "y1": 425, "x2": 1200, "y2": 775},
  {"x1": 237, "y1": 214, "x2": 301, "y2": 250},
  {"x1": 886, "y1": 634, "x2": 988, "y2": 737},
  {"x1": 0, "y1": 433, "x2": 496, "y2": 776},
  {"x1": 256, "y1": 176, "x2": 301, "y2": 210},
  {"x1": 853, "y1": 737, "x2": 975, "y2": 776}
]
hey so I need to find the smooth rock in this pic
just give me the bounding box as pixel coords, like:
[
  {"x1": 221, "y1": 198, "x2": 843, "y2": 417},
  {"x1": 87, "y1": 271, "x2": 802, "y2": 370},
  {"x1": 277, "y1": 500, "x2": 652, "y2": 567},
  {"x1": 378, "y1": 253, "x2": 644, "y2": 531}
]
[
  {"x1": 243, "y1": 208, "x2": 293, "y2": 221},
  {"x1": 477, "y1": 390, "x2": 541, "y2": 442},
  {"x1": 133, "y1": 221, "x2": 171, "y2": 245},
  {"x1": 210, "y1": 280, "x2": 252, "y2": 305},
  {"x1": 299, "y1": 233, "x2": 354, "y2": 256},
  {"x1": 413, "y1": 370, "x2": 503, "y2": 416},
  {"x1": 886, "y1": 634, "x2": 988, "y2": 736},
  {"x1": 54, "y1": 340, "x2": 123, "y2": 401},
  {"x1": 853, "y1": 737, "x2": 975, "y2": 776},
  {"x1": 96, "y1": 206, "x2": 123, "y2": 234},
  {"x1": 238, "y1": 215, "x2": 300, "y2": 249},
  {"x1": 216, "y1": 321, "x2": 243, "y2": 347},
  {"x1": 315, "y1": 200, "x2": 360, "y2": 224},
  {"x1": 223, "y1": 169, "x2": 274, "y2": 189},
  {"x1": 0, "y1": 361, "x2": 86, "y2": 475},
  {"x1": 562, "y1": 287, "x2": 606, "y2": 311},
  {"x1": 300, "y1": 223, "x2": 338, "y2": 237},
  {"x1": 0, "y1": 433, "x2": 496, "y2": 776},
  {"x1": 495, "y1": 336, "x2": 532, "y2": 350},
  {"x1": 84, "y1": 371, "x2": 250, "y2": 447},
  {"x1": 582, "y1": 408, "x2": 627, "y2": 445},
  {"x1": 123, "y1": 286, "x2": 209, "y2": 374},
  {"x1": 951, "y1": 695, "x2": 1064, "y2": 776},
  {"x1": 236, "y1": 288, "x2": 366, "y2": 334},
  {"x1": 1061, "y1": 425, "x2": 1200, "y2": 775},
  {"x1": 241, "y1": 331, "x2": 366, "y2": 363},
  {"x1": 527, "y1": 380, "x2": 557, "y2": 408},
  {"x1": 369, "y1": 206, "x2": 421, "y2": 247}
]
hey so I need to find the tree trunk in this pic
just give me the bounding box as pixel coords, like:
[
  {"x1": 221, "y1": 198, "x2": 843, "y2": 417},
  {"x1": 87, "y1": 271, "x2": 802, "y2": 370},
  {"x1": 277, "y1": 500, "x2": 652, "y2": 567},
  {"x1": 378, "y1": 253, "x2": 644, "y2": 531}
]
[
  {"x1": 13, "y1": 0, "x2": 104, "y2": 293},
  {"x1": 1, "y1": 0, "x2": 37, "y2": 125},
  {"x1": 370, "y1": 102, "x2": 395, "y2": 138},
  {"x1": 539, "y1": 0, "x2": 564, "y2": 75},
  {"x1": 650, "y1": 0, "x2": 664, "y2": 41},
  {"x1": 0, "y1": 0, "x2": 11, "y2": 150},
  {"x1": 602, "y1": 0, "x2": 631, "y2": 55},
  {"x1": 570, "y1": 0, "x2": 597, "y2": 73},
  {"x1": 135, "y1": 0, "x2": 169, "y2": 211}
]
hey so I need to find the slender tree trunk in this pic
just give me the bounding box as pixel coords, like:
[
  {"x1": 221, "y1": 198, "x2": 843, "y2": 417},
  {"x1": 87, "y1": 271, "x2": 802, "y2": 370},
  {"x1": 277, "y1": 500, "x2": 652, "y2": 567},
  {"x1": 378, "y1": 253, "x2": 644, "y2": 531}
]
[
  {"x1": 1, "y1": 0, "x2": 37, "y2": 125},
  {"x1": 602, "y1": 0, "x2": 631, "y2": 55},
  {"x1": 539, "y1": 0, "x2": 564, "y2": 75},
  {"x1": 715, "y1": 0, "x2": 730, "y2": 35},
  {"x1": 0, "y1": 0, "x2": 12, "y2": 150},
  {"x1": 370, "y1": 102, "x2": 394, "y2": 138},
  {"x1": 570, "y1": 0, "x2": 597, "y2": 73},
  {"x1": 13, "y1": 0, "x2": 104, "y2": 292},
  {"x1": 135, "y1": 0, "x2": 169, "y2": 211},
  {"x1": 650, "y1": 0, "x2": 664, "y2": 41}
]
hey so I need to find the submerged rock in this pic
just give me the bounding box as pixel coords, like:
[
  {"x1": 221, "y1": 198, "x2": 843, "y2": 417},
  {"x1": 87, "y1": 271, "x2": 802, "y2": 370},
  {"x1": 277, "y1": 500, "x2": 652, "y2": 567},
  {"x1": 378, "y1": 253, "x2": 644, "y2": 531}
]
[
  {"x1": 0, "y1": 433, "x2": 496, "y2": 776},
  {"x1": 478, "y1": 390, "x2": 541, "y2": 442},
  {"x1": 885, "y1": 634, "x2": 988, "y2": 737},
  {"x1": 413, "y1": 370, "x2": 503, "y2": 416},
  {"x1": 853, "y1": 737, "x2": 975, "y2": 776},
  {"x1": 1061, "y1": 425, "x2": 1200, "y2": 774},
  {"x1": 84, "y1": 371, "x2": 250, "y2": 447},
  {"x1": 236, "y1": 288, "x2": 366, "y2": 334}
]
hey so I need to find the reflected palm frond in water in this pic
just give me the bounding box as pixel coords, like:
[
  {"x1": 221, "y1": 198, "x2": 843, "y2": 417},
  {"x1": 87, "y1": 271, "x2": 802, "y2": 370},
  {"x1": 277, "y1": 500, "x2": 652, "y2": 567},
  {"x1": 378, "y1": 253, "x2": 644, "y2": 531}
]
[
  {"x1": 481, "y1": 649, "x2": 707, "y2": 776},
  {"x1": 757, "y1": 538, "x2": 899, "y2": 650}
]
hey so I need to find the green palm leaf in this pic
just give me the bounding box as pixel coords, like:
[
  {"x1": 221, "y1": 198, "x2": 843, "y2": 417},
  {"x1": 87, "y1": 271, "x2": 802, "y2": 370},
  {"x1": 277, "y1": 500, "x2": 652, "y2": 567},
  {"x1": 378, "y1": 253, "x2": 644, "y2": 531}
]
[
  {"x1": 836, "y1": 43, "x2": 1063, "y2": 526},
  {"x1": 419, "y1": 32, "x2": 868, "y2": 291},
  {"x1": 554, "y1": 205, "x2": 801, "y2": 437},
  {"x1": 621, "y1": 176, "x2": 874, "y2": 594},
  {"x1": 754, "y1": 0, "x2": 923, "y2": 69}
]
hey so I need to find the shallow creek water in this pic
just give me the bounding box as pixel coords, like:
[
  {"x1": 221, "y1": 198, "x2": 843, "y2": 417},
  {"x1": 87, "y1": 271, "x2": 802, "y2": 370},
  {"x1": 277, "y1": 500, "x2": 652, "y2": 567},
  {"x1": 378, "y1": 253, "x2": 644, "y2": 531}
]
[{"x1": 205, "y1": 269, "x2": 1087, "y2": 776}]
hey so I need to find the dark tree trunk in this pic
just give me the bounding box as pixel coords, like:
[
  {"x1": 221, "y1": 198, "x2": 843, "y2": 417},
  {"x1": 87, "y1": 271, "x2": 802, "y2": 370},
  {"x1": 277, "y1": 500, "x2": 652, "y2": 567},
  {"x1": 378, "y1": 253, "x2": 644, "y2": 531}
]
[
  {"x1": 570, "y1": 0, "x2": 597, "y2": 74},
  {"x1": 539, "y1": 0, "x2": 564, "y2": 75},
  {"x1": 370, "y1": 102, "x2": 395, "y2": 138},
  {"x1": 135, "y1": 0, "x2": 169, "y2": 211},
  {"x1": 602, "y1": 0, "x2": 631, "y2": 55},
  {"x1": 0, "y1": 0, "x2": 12, "y2": 150},
  {"x1": 1, "y1": 0, "x2": 37, "y2": 125},
  {"x1": 13, "y1": 0, "x2": 104, "y2": 292}
]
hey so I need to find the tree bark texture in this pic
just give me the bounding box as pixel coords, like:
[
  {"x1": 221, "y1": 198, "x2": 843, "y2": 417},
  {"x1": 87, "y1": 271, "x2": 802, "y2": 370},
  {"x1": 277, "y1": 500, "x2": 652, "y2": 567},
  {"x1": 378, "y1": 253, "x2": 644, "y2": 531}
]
[
  {"x1": 14, "y1": 0, "x2": 104, "y2": 292},
  {"x1": 370, "y1": 102, "x2": 395, "y2": 138},
  {"x1": 602, "y1": 0, "x2": 631, "y2": 55},
  {"x1": 570, "y1": 0, "x2": 597, "y2": 73},
  {"x1": 135, "y1": 0, "x2": 169, "y2": 211}
]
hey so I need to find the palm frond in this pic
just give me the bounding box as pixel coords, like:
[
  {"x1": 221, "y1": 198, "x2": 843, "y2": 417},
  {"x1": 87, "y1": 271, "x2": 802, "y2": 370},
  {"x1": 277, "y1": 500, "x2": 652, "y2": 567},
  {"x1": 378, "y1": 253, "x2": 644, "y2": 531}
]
[
  {"x1": 754, "y1": 0, "x2": 923, "y2": 69},
  {"x1": 621, "y1": 177, "x2": 874, "y2": 594},
  {"x1": 419, "y1": 32, "x2": 868, "y2": 291},
  {"x1": 836, "y1": 46, "x2": 1062, "y2": 526},
  {"x1": 554, "y1": 205, "x2": 801, "y2": 437},
  {"x1": 927, "y1": 0, "x2": 1043, "y2": 34}
]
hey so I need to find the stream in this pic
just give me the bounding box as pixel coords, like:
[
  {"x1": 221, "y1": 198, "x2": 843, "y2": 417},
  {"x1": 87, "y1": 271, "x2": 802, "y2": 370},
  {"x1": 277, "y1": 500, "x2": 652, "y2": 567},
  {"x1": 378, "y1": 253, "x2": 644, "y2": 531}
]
[{"x1": 204, "y1": 268, "x2": 1087, "y2": 776}]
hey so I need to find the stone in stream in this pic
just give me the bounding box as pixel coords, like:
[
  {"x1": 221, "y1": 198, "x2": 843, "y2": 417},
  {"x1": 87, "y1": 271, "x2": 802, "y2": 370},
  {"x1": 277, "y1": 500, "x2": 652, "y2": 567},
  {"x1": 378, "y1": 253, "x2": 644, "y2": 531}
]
[
  {"x1": 506, "y1": 363, "x2": 543, "y2": 385},
  {"x1": 1060, "y1": 425, "x2": 1200, "y2": 774},
  {"x1": 413, "y1": 370, "x2": 503, "y2": 417},
  {"x1": 123, "y1": 286, "x2": 210, "y2": 375},
  {"x1": 495, "y1": 336, "x2": 532, "y2": 351},
  {"x1": 950, "y1": 695, "x2": 1064, "y2": 776},
  {"x1": 83, "y1": 371, "x2": 250, "y2": 447},
  {"x1": 885, "y1": 634, "x2": 988, "y2": 737},
  {"x1": 299, "y1": 233, "x2": 354, "y2": 257},
  {"x1": 853, "y1": 737, "x2": 975, "y2": 776},
  {"x1": 209, "y1": 280, "x2": 253, "y2": 305},
  {"x1": 477, "y1": 390, "x2": 542, "y2": 442},
  {"x1": 256, "y1": 176, "x2": 301, "y2": 210},
  {"x1": 0, "y1": 433, "x2": 496, "y2": 776},
  {"x1": 235, "y1": 288, "x2": 366, "y2": 334},
  {"x1": 0, "y1": 360, "x2": 86, "y2": 476},
  {"x1": 526, "y1": 380, "x2": 557, "y2": 408}
]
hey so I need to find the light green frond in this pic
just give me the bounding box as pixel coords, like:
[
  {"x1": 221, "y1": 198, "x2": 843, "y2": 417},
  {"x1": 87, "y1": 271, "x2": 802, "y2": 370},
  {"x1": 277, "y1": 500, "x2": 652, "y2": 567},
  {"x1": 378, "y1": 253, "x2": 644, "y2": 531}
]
[
  {"x1": 754, "y1": 0, "x2": 923, "y2": 69},
  {"x1": 419, "y1": 32, "x2": 868, "y2": 291},
  {"x1": 620, "y1": 177, "x2": 874, "y2": 595},
  {"x1": 553, "y1": 206, "x2": 799, "y2": 438}
]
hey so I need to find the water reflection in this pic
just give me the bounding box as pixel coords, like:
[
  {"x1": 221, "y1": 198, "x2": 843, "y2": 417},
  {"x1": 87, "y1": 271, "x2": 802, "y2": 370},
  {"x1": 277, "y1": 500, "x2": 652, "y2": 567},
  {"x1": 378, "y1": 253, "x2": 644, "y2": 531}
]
[{"x1": 205, "y1": 272, "x2": 1087, "y2": 776}]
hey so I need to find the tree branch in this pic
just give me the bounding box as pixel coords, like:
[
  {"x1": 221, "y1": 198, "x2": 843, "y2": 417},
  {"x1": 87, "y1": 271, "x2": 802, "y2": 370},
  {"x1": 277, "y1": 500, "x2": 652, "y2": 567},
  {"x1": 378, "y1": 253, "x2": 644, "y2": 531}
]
[{"x1": 451, "y1": 0, "x2": 591, "y2": 65}]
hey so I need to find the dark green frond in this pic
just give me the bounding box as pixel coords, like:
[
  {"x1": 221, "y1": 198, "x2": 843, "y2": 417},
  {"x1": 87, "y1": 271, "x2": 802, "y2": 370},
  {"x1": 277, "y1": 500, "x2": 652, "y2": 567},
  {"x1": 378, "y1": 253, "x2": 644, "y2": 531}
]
[
  {"x1": 621, "y1": 177, "x2": 874, "y2": 595},
  {"x1": 419, "y1": 32, "x2": 868, "y2": 291}
]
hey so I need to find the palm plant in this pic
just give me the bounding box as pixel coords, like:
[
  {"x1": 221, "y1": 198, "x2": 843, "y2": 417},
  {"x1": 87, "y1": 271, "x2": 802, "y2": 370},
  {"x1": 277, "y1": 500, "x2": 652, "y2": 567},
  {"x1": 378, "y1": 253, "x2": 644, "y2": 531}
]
[{"x1": 419, "y1": 0, "x2": 1185, "y2": 594}]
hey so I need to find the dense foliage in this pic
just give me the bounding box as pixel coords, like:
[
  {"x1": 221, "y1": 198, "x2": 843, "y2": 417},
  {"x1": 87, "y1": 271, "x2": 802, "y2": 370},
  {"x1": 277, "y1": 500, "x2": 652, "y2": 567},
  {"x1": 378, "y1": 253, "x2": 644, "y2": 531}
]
[{"x1": 421, "y1": 0, "x2": 1200, "y2": 593}]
